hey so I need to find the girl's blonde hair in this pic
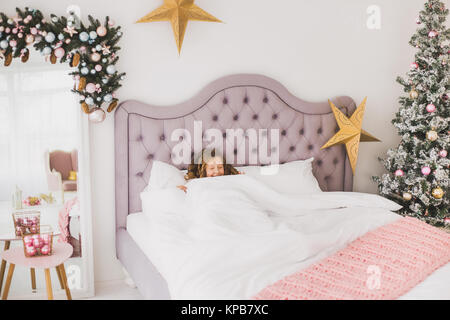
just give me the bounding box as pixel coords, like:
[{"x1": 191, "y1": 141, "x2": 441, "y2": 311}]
[{"x1": 184, "y1": 148, "x2": 239, "y2": 181}]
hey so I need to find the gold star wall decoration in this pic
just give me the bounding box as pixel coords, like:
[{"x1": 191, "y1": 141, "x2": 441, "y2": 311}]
[
  {"x1": 136, "y1": 0, "x2": 222, "y2": 54},
  {"x1": 321, "y1": 97, "x2": 380, "y2": 174}
]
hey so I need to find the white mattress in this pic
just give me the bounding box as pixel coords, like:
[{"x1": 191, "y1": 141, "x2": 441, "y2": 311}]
[{"x1": 127, "y1": 212, "x2": 450, "y2": 300}]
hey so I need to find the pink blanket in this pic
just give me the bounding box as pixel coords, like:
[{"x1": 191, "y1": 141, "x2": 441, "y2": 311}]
[
  {"x1": 58, "y1": 197, "x2": 78, "y2": 243},
  {"x1": 253, "y1": 217, "x2": 450, "y2": 300}
]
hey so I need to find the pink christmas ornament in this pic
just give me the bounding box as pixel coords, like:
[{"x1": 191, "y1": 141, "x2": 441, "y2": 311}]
[
  {"x1": 410, "y1": 62, "x2": 418, "y2": 69},
  {"x1": 86, "y1": 83, "x2": 96, "y2": 94},
  {"x1": 5, "y1": 28, "x2": 10, "y2": 34},
  {"x1": 23, "y1": 236, "x2": 33, "y2": 245},
  {"x1": 41, "y1": 245, "x2": 50, "y2": 255},
  {"x1": 426, "y1": 103, "x2": 436, "y2": 113},
  {"x1": 54, "y1": 47, "x2": 65, "y2": 58},
  {"x1": 33, "y1": 238, "x2": 43, "y2": 248},
  {"x1": 30, "y1": 27, "x2": 37, "y2": 35},
  {"x1": 394, "y1": 169, "x2": 404, "y2": 177},
  {"x1": 18, "y1": 33, "x2": 23, "y2": 38},
  {"x1": 96, "y1": 26, "x2": 107, "y2": 37},
  {"x1": 95, "y1": 64, "x2": 102, "y2": 72},
  {"x1": 12, "y1": 28, "x2": 18, "y2": 34},
  {"x1": 26, "y1": 246, "x2": 36, "y2": 256},
  {"x1": 421, "y1": 166, "x2": 431, "y2": 176},
  {"x1": 9, "y1": 40, "x2": 17, "y2": 47},
  {"x1": 428, "y1": 30, "x2": 438, "y2": 38},
  {"x1": 90, "y1": 52, "x2": 101, "y2": 62},
  {"x1": 439, "y1": 150, "x2": 448, "y2": 158}
]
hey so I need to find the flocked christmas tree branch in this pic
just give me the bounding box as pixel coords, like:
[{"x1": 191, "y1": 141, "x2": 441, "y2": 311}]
[{"x1": 0, "y1": 7, "x2": 126, "y2": 122}]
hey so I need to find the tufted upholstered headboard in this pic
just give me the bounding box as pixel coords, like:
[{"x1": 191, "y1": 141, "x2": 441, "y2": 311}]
[{"x1": 115, "y1": 74, "x2": 356, "y2": 230}]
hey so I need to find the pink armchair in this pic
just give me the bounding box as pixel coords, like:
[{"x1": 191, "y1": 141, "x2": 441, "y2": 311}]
[{"x1": 44, "y1": 150, "x2": 78, "y2": 200}]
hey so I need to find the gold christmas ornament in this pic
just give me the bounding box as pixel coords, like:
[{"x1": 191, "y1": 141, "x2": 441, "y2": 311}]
[
  {"x1": 107, "y1": 100, "x2": 118, "y2": 113},
  {"x1": 70, "y1": 52, "x2": 81, "y2": 68},
  {"x1": 4, "y1": 52, "x2": 12, "y2": 66},
  {"x1": 81, "y1": 102, "x2": 90, "y2": 114},
  {"x1": 136, "y1": 0, "x2": 222, "y2": 54},
  {"x1": 78, "y1": 77, "x2": 86, "y2": 91},
  {"x1": 426, "y1": 130, "x2": 438, "y2": 141},
  {"x1": 321, "y1": 97, "x2": 380, "y2": 174},
  {"x1": 50, "y1": 52, "x2": 57, "y2": 64},
  {"x1": 403, "y1": 192, "x2": 412, "y2": 201},
  {"x1": 432, "y1": 187, "x2": 444, "y2": 199},
  {"x1": 409, "y1": 89, "x2": 419, "y2": 99},
  {"x1": 21, "y1": 50, "x2": 29, "y2": 63}
]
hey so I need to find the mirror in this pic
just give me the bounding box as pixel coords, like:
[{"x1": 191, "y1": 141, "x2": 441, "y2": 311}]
[{"x1": 0, "y1": 49, "x2": 94, "y2": 299}]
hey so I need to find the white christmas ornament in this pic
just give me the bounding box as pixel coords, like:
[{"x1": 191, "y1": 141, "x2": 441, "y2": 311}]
[
  {"x1": 106, "y1": 65, "x2": 116, "y2": 75},
  {"x1": 45, "y1": 32, "x2": 55, "y2": 43}
]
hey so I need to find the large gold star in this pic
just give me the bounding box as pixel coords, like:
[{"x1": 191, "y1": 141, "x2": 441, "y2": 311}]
[
  {"x1": 321, "y1": 97, "x2": 380, "y2": 174},
  {"x1": 136, "y1": 0, "x2": 222, "y2": 54}
]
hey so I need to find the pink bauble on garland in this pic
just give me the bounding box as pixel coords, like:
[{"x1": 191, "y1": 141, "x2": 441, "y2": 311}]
[
  {"x1": 54, "y1": 47, "x2": 65, "y2": 58},
  {"x1": 95, "y1": 64, "x2": 102, "y2": 72},
  {"x1": 30, "y1": 27, "x2": 37, "y2": 35},
  {"x1": 421, "y1": 166, "x2": 431, "y2": 176},
  {"x1": 96, "y1": 26, "x2": 107, "y2": 37},
  {"x1": 90, "y1": 52, "x2": 101, "y2": 62},
  {"x1": 426, "y1": 103, "x2": 436, "y2": 113},
  {"x1": 9, "y1": 40, "x2": 17, "y2": 47},
  {"x1": 395, "y1": 169, "x2": 404, "y2": 177},
  {"x1": 85, "y1": 83, "x2": 96, "y2": 94},
  {"x1": 440, "y1": 150, "x2": 448, "y2": 158},
  {"x1": 410, "y1": 62, "x2": 419, "y2": 69}
]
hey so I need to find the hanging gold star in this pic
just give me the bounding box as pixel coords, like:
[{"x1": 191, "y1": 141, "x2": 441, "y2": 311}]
[
  {"x1": 321, "y1": 97, "x2": 380, "y2": 174},
  {"x1": 136, "y1": 0, "x2": 222, "y2": 54}
]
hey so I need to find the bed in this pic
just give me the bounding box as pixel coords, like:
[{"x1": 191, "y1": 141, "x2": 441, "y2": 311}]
[{"x1": 114, "y1": 74, "x2": 450, "y2": 300}]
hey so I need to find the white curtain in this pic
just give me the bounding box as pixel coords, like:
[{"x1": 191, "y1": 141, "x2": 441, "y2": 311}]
[{"x1": 0, "y1": 59, "x2": 79, "y2": 201}]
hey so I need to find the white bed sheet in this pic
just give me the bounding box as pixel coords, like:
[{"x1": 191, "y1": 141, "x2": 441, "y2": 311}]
[{"x1": 127, "y1": 212, "x2": 450, "y2": 300}]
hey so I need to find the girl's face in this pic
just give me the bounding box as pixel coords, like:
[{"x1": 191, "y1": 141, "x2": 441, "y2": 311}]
[{"x1": 205, "y1": 157, "x2": 225, "y2": 177}]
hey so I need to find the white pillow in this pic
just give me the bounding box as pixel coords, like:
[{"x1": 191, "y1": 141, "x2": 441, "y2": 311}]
[
  {"x1": 144, "y1": 160, "x2": 185, "y2": 191},
  {"x1": 236, "y1": 158, "x2": 322, "y2": 195}
]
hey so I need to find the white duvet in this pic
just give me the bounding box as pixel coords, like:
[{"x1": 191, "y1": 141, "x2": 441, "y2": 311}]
[{"x1": 140, "y1": 174, "x2": 402, "y2": 299}]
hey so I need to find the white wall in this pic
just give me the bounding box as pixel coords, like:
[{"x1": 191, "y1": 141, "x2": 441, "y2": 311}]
[{"x1": 2, "y1": 0, "x2": 435, "y2": 282}]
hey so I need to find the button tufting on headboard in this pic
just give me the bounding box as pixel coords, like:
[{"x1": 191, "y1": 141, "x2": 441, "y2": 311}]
[{"x1": 115, "y1": 74, "x2": 355, "y2": 229}]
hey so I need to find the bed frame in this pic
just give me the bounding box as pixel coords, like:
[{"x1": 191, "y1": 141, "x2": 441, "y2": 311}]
[{"x1": 114, "y1": 74, "x2": 356, "y2": 299}]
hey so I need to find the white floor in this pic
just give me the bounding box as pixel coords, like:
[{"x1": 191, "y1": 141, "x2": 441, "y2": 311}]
[{"x1": 85, "y1": 279, "x2": 144, "y2": 300}]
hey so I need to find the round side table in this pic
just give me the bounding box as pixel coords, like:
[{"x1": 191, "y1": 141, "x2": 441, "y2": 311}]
[
  {"x1": 1, "y1": 243, "x2": 73, "y2": 300},
  {"x1": 0, "y1": 231, "x2": 62, "y2": 296}
]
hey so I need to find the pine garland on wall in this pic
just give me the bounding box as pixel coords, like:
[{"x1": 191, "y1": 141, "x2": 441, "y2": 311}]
[
  {"x1": 0, "y1": 7, "x2": 126, "y2": 122},
  {"x1": 373, "y1": 0, "x2": 449, "y2": 229}
]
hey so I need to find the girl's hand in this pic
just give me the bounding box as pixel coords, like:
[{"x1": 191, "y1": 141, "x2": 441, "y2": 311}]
[{"x1": 177, "y1": 185, "x2": 187, "y2": 193}]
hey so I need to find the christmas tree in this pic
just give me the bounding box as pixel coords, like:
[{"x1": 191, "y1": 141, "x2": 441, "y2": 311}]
[{"x1": 373, "y1": 0, "x2": 449, "y2": 228}]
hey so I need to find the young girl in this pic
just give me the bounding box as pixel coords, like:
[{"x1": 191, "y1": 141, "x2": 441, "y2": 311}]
[{"x1": 177, "y1": 149, "x2": 241, "y2": 193}]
